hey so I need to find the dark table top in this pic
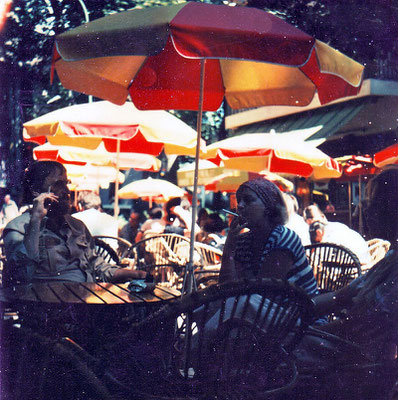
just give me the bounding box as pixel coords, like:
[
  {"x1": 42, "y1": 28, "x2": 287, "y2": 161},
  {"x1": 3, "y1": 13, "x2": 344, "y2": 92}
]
[{"x1": 0, "y1": 282, "x2": 180, "y2": 306}]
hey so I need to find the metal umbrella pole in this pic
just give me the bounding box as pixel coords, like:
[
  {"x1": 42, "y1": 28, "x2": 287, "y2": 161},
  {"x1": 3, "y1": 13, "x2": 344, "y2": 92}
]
[{"x1": 182, "y1": 59, "x2": 206, "y2": 294}]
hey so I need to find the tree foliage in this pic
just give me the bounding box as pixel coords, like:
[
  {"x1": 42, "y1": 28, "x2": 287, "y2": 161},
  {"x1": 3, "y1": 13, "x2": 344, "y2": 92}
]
[{"x1": 1, "y1": 0, "x2": 397, "y2": 192}]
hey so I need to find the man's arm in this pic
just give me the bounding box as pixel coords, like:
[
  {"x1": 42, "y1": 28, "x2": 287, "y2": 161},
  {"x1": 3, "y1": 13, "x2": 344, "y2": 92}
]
[{"x1": 3, "y1": 228, "x2": 38, "y2": 284}]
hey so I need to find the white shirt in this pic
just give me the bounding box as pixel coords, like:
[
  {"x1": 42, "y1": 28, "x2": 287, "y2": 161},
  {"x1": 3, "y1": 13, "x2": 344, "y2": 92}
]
[
  {"x1": 322, "y1": 222, "x2": 370, "y2": 265},
  {"x1": 72, "y1": 208, "x2": 119, "y2": 238},
  {"x1": 285, "y1": 214, "x2": 311, "y2": 246}
]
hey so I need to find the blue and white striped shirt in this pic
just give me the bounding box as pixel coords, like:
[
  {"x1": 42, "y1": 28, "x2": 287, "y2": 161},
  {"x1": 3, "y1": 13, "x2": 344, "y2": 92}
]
[{"x1": 235, "y1": 224, "x2": 319, "y2": 297}]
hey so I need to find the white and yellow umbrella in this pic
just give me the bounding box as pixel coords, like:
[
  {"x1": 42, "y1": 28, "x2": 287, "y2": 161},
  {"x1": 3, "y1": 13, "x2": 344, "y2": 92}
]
[
  {"x1": 118, "y1": 178, "x2": 186, "y2": 207},
  {"x1": 205, "y1": 130, "x2": 342, "y2": 181}
]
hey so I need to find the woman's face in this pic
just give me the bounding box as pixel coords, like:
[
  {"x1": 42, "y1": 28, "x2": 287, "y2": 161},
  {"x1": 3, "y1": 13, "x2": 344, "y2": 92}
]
[{"x1": 236, "y1": 186, "x2": 269, "y2": 228}]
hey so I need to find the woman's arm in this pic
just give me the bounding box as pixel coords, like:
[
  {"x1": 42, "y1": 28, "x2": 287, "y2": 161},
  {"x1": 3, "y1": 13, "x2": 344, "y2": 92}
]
[{"x1": 312, "y1": 279, "x2": 362, "y2": 318}]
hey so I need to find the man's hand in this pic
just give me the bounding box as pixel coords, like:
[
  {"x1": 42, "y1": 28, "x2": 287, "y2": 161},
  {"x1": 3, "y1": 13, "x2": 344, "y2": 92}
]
[{"x1": 31, "y1": 192, "x2": 59, "y2": 219}]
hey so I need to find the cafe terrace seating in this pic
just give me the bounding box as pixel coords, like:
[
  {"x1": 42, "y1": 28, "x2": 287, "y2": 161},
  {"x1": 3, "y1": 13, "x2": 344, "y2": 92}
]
[
  {"x1": 128, "y1": 233, "x2": 191, "y2": 288},
  {"x1": 2, "y1": 278, "x2": 313, "y2": 399},
  {"x1": 304, "y1": 243, "x2": 362, "y2": 293},
  {"x1": 128, "y1": 233, "x2": 223, "y2": 289}
]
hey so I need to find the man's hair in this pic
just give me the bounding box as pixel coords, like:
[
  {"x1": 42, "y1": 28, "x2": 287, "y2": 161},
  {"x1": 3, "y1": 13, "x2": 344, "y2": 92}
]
[
  {"x1": 78, "y1": 191, "x2": 102, "y2": 210},
  {"x1": 309, "y1": 221, "x2": 326, "y2": 243},
  {"x1": 24, "y1": 161, "x2": 66, "y2": 203},
  {"x1": 203, "y1": 213, "x2": 226, "y2": 233},
  {"x1": 309, "y1": 220, "x2": 326, "y2": 233},
  {"x1": 148, "y1": 207, "x2": 163, "y2": 219},
  {"x1": 303, "y1": 204, "x2": 325, "y2": 221}
]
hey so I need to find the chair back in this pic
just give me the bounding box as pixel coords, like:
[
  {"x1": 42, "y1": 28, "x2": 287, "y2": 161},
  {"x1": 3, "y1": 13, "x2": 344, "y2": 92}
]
[
  {"x1": 129, "y1": 233, "x2": 191, "y2": 288},
  {"x1": 304, "y1": 243, "x2": 362, "y2": 293},
  {"x1": 93, "y1": 235, "x2": 132, "y2": 260},
  {"x1": 193, "y1": 242, "x2": 223, "y2": 267},
  {"x1": 118, "y1": 278, "x2": 314, "y2": 399},
  {"x1": 94, "y1": 237, "x2": 120, "y2": 264},
  {"x1": 363, "y1": 238, "x2": 391, "y2": 273},
  {"x1": 191, "y1": 242, "x2": 222, "y2": 288}
]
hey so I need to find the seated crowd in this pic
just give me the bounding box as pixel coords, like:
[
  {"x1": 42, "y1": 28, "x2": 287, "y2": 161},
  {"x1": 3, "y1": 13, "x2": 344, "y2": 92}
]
[{"x1": 2, "y1": 160, "x2": 398, "y2": 398}]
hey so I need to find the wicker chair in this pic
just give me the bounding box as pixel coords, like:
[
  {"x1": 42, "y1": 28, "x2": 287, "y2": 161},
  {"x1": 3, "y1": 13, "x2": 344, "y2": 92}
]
[
  {"x1": 192, "y1": 242, "x2": 222, "y2": 289},
  {"x1": 304, "y1": 243, "x2": 362, "y2": 293},
  {"x1": 93, "y1": 236, "x2": 133, "y2": 260},
  {"x1": 128, "y1": 233, "x2": 191, "y2": 288},
  {"x1": 363, "y1": 238, "x2": 391, "y2": 273},
  {"x1": 63, "y1": 278, "x2": 315, "y2": 399},
  {"x1": 295, "y1": 327, "x2": 398, "y2": 400},
  {"x1": 94, "y1": 237, "x2": 120, "y2": 265}
]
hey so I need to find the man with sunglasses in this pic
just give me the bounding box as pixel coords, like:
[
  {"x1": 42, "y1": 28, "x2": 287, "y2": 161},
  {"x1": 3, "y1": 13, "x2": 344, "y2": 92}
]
[{"x1": 2, "y1": 161, "x2": 146, "y2": 286}]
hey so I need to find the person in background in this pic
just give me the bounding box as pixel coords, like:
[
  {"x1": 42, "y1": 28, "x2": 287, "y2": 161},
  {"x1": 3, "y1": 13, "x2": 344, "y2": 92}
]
[
  {"x1": 2, "y1": 161, "x2": 146, "y2": 286},
  {"x1": 284, "y1": 193, "x2": 311, "y2": 246},
  {"x1": 303, "y1": 204, "x2": 370, "y2": 266},
  {"x1": 197, "y1": 212, "x2": 226, "y2": 250},
  {"x1": 197, "y1": 208, "x2": 210, "y2": 230},
  {"x1": 72, "y1": 191, "x2": 119, "y2": 238},
  {"x1": 0, "y1": 194, "x2": 19, "y2": 225},
  {"x1": 119, "y1": 211, "x2": 141, "y2": 244},
  {"x1": 137, "y1": 198, "x2": 199, "y2": 240}
]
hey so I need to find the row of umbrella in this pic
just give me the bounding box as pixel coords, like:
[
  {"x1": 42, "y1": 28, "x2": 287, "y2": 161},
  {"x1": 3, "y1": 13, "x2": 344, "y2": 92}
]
[
  {"x1": 23, "y1": 100, "x2": 346, "y2": 206},
  {"x1": 25, "y1": 1, "x2": 367, "y2": 290}
]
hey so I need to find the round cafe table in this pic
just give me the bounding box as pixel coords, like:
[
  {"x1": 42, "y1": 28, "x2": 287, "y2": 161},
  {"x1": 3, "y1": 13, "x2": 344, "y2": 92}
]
[
  {"x1": 0, "y1": 282, "x2": 180, "y2": 399},
  {"x1": 0, "y1": 281, "x2": 180, "y2": 305},
  {"x1": 0, "y1": 281, "x2": 181, "y2": 351}
]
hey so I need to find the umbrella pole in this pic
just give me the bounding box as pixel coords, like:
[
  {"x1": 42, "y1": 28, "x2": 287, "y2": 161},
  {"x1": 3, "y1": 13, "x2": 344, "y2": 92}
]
[
  {"x1": 114, "y1": 139, "x2": 121, "y2": 218},
  {"x1": 182, "y1": 59, "x2": 205, "y2": 294},
  {"x1": 358, "y1": 175, "x2": 363, "y2": 234},
  {"x1": 348, "y1": 181, "x2": 352, "y2": 228}
]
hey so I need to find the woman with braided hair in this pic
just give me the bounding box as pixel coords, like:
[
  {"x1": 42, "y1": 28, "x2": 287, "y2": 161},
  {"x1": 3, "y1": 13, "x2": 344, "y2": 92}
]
[{"x1": 220, "y1": 178, "x2": 319, "y2": 298}]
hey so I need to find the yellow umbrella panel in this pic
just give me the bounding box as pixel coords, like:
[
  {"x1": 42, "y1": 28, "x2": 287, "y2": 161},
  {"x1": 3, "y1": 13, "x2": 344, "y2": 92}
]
[{"x1": 23, "y1": 100, "x2": 206, "y2": 157}]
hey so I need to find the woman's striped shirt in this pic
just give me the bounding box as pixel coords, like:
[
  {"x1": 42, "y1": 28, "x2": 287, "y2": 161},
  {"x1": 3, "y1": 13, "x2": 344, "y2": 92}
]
[{"x1": 235, "y1": 224, "x2": 319, "y2": 297}]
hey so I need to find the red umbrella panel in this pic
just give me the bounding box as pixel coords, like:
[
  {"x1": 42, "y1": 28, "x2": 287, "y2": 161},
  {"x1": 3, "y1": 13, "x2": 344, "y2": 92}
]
[
  {"x1": 53, "y1": 3, "x2": 364, "y2": 110},
  {"x1": 374, "y1": 142, "x2": 398, "y2": 168}
]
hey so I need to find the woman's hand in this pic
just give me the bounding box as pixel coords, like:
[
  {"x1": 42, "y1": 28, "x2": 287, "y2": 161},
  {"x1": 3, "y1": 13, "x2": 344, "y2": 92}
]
[{"x1": 223, "y1": 216, "x2": 248, "y2": 254}]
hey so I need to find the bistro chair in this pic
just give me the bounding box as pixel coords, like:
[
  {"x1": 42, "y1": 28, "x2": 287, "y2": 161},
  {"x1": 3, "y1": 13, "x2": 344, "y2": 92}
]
[
  {"x1": 93, "y1": 235, "x2": 133, "y2": 260},
  {"x1": 94, "y1": 237, "x2": 121, "y2": 264},
  {"x1": 304, "y1": 243, "x2": 362, "y2": 293},
  {"x1": 295, "y1": 326, "x2": 398, "y2": 399},
  {"x1": 1, "y1": 323, "x2": 112, "y2": 400},
  {"x1": 192, "y1": 242, "x2": 222, "y2": 289},
  {"x1": 363, "y1": 238, "x2": 391, "y2": 273},
  {"x1": 60, "y1": 278, "x2": 315, "y2": 399},
  {"x1": 128, "y1": 233, "x2": 191, "y2": 289}
]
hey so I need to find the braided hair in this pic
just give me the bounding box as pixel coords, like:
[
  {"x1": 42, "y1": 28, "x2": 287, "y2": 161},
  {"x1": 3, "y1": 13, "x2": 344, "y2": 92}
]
[{"x1": 237, "y1": 178, "x2": 288, "y2": 226}]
